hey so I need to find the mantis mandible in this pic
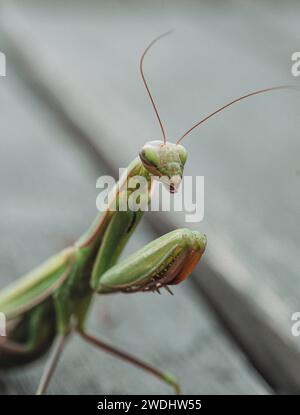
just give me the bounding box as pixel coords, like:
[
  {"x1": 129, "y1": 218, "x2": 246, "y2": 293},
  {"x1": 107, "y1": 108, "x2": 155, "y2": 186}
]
[{"x1": 0, "y1": 32, "x2": 295, "y2": 395}]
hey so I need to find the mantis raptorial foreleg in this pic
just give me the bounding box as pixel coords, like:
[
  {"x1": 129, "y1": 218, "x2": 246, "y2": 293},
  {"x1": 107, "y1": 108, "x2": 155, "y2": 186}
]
[{"x1": 92, "y1": 229, "x2": 206, "y2": 295}]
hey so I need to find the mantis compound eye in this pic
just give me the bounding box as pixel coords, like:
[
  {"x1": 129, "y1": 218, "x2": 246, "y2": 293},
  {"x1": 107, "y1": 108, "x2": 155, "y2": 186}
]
[
  {"x1": 139, "y1": 140, "x2": 162, "y2": 172},
  {"x1": 140, "y1": 146, "x2": 160, "y2": 167},
  {"x1": 177, "y1": 144, "x2": 187, "y2": 165}
]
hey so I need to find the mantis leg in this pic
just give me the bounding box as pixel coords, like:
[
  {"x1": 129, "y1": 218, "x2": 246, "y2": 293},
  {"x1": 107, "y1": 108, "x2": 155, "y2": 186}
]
[
  {"x1": 94, "y1": 228, "x2": 206, "y2": 294},
  {"x1": 77, "y1": 329, "x2": 181, "y2": 394},
  {"x1": 90, "y1": 210, "x2": 143, "y2": 291},
  {"x1": 0, "y1": 337, "x2": 33, "y2": 354},
  {"x1": 36, "y1": 333, "x2": 68, "y2": 395},
  {"x1": 36, "y1": 277, "x2": 76, "y2": 394},
  {"x1": 0, "y1": 303, "x2": 57, "y2": 368}
]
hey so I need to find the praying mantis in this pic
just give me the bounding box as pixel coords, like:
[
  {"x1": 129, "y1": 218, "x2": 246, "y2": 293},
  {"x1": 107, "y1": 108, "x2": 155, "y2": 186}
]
[{"x1": 0, "y1": 32, "x2": 296, "y2": 395}]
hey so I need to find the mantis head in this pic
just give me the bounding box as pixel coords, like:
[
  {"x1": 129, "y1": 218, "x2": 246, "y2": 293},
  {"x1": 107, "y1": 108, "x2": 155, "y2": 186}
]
[{"x1": 139, "y1": 140, "x2": 187, "y2": 193}]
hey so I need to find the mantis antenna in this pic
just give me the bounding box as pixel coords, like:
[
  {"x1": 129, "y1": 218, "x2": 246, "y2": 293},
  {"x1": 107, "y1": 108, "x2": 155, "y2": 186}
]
[
  {"x1": 176, "y1": 85, "x2": 298, "y2": 144},
  {"x1": 140, "y1": 33, "x2": 298, "y2": 146},
  {"x1": 140, "y1": 31, "x2": 173, "y2": 145}
]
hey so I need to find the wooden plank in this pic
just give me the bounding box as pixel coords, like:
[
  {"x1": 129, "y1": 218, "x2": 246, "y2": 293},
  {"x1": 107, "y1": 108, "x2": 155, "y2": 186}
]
[
  {"x1": 0, "y1": 34, "x2": 268, "y2": 395},
  {"x1": 2, "y1": 0, "x2": 299, "y2": 393}
]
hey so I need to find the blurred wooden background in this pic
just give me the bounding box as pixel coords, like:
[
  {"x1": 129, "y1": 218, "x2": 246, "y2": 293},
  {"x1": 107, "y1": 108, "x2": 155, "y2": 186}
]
[{"x1": 0, "y1": 0, "x2": 299, "y2": 394}]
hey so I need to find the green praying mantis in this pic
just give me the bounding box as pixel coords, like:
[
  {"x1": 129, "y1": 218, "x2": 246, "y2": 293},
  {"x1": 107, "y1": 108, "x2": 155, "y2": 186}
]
[{"x1": 0, "y1": 32, "x2": 296, "y2": 395}]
